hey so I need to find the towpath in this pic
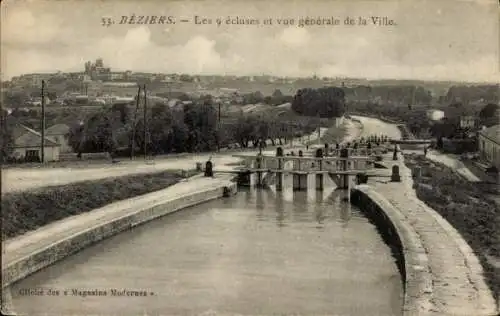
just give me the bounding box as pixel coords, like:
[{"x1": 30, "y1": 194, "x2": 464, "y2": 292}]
[{"x1": 353, "y1": 115, "x2": 497, "y2": 315}]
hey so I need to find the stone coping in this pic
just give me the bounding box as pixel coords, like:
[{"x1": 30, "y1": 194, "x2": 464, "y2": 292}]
[
  {"x1": 2, "y1": 176, "x2": 237, "y2": 290},
  {"x1": 351, "y1": 185, "x2": 434, "y2": 316},
  {"x1": 396, "y1": 154, "x2": 498, "y2": 315}
]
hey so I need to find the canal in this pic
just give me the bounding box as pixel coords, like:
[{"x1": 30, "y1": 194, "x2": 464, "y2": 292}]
[{"x1": 10, "y1": 180, "x2": 403, "y2": 315}]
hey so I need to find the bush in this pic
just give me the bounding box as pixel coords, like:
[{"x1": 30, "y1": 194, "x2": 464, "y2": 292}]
[{"x1": 1, "y1": 169, "x2": 198, "y2": 241}]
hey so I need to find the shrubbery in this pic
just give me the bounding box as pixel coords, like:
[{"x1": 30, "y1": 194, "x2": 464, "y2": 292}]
[{"x1": 1, "y1": 170, "x2": 197, "y2": 241}]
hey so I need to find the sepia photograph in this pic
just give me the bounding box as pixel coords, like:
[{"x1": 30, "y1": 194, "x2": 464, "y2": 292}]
[{"x1": 1, "y1": 0, "x2": 499, "y2": 315}]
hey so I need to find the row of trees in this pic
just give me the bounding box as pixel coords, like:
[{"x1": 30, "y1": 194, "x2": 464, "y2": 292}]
[
  {"x1": 444, "y1": 85, "x2": 498, "y2": 105},
  {"x1": 343, "y1": 85, "x2": 433, "y2": 104},
  {"x1": 66, "y1": 96, "x2": 319, "y2": 157},
  {"x1": 291, "y1": 87, "x2": 346, "y2": 118}
]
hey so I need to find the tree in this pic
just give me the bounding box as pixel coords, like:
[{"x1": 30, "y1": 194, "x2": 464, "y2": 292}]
[
  {"x1": 292, "y1": 87, "x2": 346, "y2": 118},
  {"x1": 242, "y1": 91, "x2": 265, "y2": 104},
  {"x1": 69, "y1": 110, "x2": 119, "y2": 155},
  {"x1": 148, "y1": 103, "x2": 174, "y2": 154},
  {"x1": 111, "y1": 103, "x2": 130, "y2": 125},
  {"x1": 272, "y1": 89, "x2": 284, "y2": 98},
  {"x1": 182, "y1": 102, "x2": 217, "y2": 152},
  {"x1": 478, "y1": 103, "x2": 499, "y2": 127},
  {"x1": 67, "y1": 122, "x2": 85, "y2": 155},
  {"x1": 0, "y1": 111, "x2": 14, "y2": 162}
]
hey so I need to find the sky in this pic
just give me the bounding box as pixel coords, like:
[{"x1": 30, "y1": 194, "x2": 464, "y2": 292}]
[{"x1": 1, "y1": 0, "x2": 499, "y2": 82}]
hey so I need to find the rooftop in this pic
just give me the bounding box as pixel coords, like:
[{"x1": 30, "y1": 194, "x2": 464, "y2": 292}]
[
  {"x1": 479, "y1": 124, "x2": 500, "y2": 144},
  {"x1": 45, "y1": 124, "x2": 70, "y2": 136},
  {"x1": 13, "y1": 124, "x2": 60, "y2": 148}
]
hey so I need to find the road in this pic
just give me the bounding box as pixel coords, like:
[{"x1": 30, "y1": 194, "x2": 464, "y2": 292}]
[
  {"x1": 424, "y1": 150, "x2": 481, "y2": 182},
  {"x1": 2, "y1": 126, "x2": 329, "y2": 194},
  {"x1": 351, "y1": 116, "x2": 402, "y2": 140},
  {"x1": 2, "y1": 117, "x2": 392, "y2": 194},
  {"x1": 353, "y1": 116, "x2": 484, "y2": 182}
]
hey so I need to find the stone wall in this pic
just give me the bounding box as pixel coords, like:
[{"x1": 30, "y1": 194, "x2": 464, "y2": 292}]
[
  {"x1": 2, "y1": 181, "x2": 237, "y2": 289},
  {"x1": 351, "y1": 185, "x2": 433, "y2": 316}
]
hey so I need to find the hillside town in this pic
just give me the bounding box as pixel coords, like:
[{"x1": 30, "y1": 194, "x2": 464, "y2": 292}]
[{"x1": 1, "y1": 59, "x2": 498, "y2": 184}]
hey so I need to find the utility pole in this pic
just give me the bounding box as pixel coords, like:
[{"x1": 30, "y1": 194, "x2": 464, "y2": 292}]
[
  {"x1": 317, "y1": 113, "x2": 321, "y2": 146},
  {"x1": 40, "y1": 80, "x2": 46, "y2": 163},
  {"x1": 143, "y1": 84, "x2": 147, "y2": 160},
  {"x1": 412, "y1": 86, "x2": 416, "y2": 106},
  {"x1": 131, "y1": 85, "x2": 141, "y2": 160},
  {"x1": 217, "y1": 102, "x2": 221, "y2": 152}
]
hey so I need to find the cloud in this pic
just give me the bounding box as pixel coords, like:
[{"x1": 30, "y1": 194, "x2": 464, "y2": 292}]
[
  {"x1": 1, "y1": 8, "x2": 62, "y2": 45},
  {"x1": 1, "y1": 0, "x2": 498, "y2": 82},
  {"x1": 279, "y1": 27, "x2": 310, "y2": 47}
]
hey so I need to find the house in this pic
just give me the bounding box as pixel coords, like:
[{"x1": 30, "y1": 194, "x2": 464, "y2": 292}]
[
  {"x1": 45, "y1": 124, "x2": 72, "y2": 153},
  {"x1": 478, "y1": 124, "x2": 500, "y2": 169},
  {"x1": 426, "y1": 109, "x2": 445, "y2": 121},
  {"x1": 459, "y1": 115, "x2": 478, "y2": 129},
  {"x1": 10, "y1": 124, "x2": 61, "y2": 162}
]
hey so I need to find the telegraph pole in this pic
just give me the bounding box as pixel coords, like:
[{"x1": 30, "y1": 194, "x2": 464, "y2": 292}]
[
  {"x1": 40, "y1": 80, "x2": 46, "y2": 163},
  {"x1": 217, "y1": 102, "x2": 221, "y2": 152},
  {"x1": 131, "y1": 85, "x2": 141, "y2": 160},
  {"x1": 143, "y1": 84, "x2": 147, "y2": 160},
  {"x1": 317, "y1": 113, "x2": 321, "y2": 146}
]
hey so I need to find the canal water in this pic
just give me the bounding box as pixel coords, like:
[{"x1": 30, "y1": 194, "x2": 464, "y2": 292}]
[{"x1": 10, "y1": 181, "x2": 403, "y2": 315}]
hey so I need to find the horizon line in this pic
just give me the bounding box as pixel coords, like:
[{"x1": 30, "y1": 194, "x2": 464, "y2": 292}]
[{"x1": 2, "y1": 70, "x2": 499, "y2": 85}]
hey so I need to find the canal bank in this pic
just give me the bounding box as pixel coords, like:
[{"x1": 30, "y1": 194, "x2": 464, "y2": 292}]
[
  {"x1": 0, "y1": 120, "x2": 352, "y2": 314},
  {"x1": 8, "y1": 186, "x2": 403, "y2": 316},
  {"x1": 349, "y1": 115, "x2": 498, "y2": 315},
  {"x1": 2, "y1": 174, "x2": 237, "y2": 313},
  {"x1": 2, "y1": 118, "x2": 405, "y2": 315}
]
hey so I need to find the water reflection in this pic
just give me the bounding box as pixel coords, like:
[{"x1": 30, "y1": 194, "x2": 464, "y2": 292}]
[
  {"x1": 314, "y1": 190, "x2": 325, "y2": 230},
  {"x1": 11, "y1": 185, "x2": 403, "y2": 316}
]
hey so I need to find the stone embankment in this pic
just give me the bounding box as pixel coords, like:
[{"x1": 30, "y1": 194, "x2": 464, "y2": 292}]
[
  {"x1": 1, "y1": 175, "x2": 236, "y2": 314},
  {"x1": 350, "y1": 114, "x2": 498, "y2": 315},
  {"x1": 354, "y1": 156, "x2": 497, "y2": 315},
  {"x1": 351, "y1": 185, "x2": 433, "y2": 315}
]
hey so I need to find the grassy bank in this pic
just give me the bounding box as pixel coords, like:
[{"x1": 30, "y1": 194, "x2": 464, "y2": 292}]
[
  {"x1": 404, "y1": 153, "x2": 500, "y2": 302},
  {"x1": 2, "y1": 169, "x2": 198, "y2": 241},
  {"x1": 318, "y1": 124, "x2": 348, "y2": 144}
]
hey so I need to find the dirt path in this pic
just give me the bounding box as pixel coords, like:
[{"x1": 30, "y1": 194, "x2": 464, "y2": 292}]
[
  {"x1": 1, "y1": 124, "x2": 329, "y2": 194},
  {"x1": 425, "y1": 150, "x2": 481, "y2": 182},
  {"x1": 351, "y1": 115, "x2": 402, "y2": 140}
]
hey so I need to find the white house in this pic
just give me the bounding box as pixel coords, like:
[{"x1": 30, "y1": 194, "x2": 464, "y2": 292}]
[
  {"x1": 460, "y1": 115, "x2": 478, "y2": 129},
  {"x1": 426, "y1": 109, "x2": 445, "y2": 121},
  {"x1": 478, "y1": 124, "x2": 500, "y2": 169},
  {"x1": 11, "y1": 125, "x2": 61, "y2": 162}
]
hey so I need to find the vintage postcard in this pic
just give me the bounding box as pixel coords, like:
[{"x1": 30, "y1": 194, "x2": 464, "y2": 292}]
[{"x1": 1, "y1": 0, "x2": 499, "y2": 315}]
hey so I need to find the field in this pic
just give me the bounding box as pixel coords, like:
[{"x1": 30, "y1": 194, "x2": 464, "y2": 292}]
[{"x1": 1, "y1": 169, "x2": 198, "y2": 241}]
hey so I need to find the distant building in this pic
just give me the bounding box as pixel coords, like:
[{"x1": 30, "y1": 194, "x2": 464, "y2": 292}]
[
  {"x1": 45, "y1": 124, "x2": 72, "y2": 153},
  {"x1": 478, "y1": 124, "x2": 500, "y2": 169},
  {"x1": 84, "y1": 58, "x2": 111, "y2": 81},
  {"x1": 459, "y1": 115, "x2": 478, "y2": 129},
  {"x1": 111, "y1": 96, "x2": 135, "y2": 106},
  {"x1": 426, "y1": 109, "x2": 445, "y2": 121},
  {"x1": 12, "y1": 73, "x2": 52, "y2": 87},
  {"x1": 25, "y1": 96, "x2": 51, "y2": 107},
  {"x1": 10, "y1": 124, "x2": 61, "y2": 162}
]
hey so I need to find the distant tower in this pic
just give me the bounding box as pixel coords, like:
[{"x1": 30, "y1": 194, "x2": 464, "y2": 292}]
[
  {"x1": 96, "y1": 58, "x2": 104, "y2": 68},
  {"x1": 84, "y1": 61, "x2": 92, "y2": 75}
]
